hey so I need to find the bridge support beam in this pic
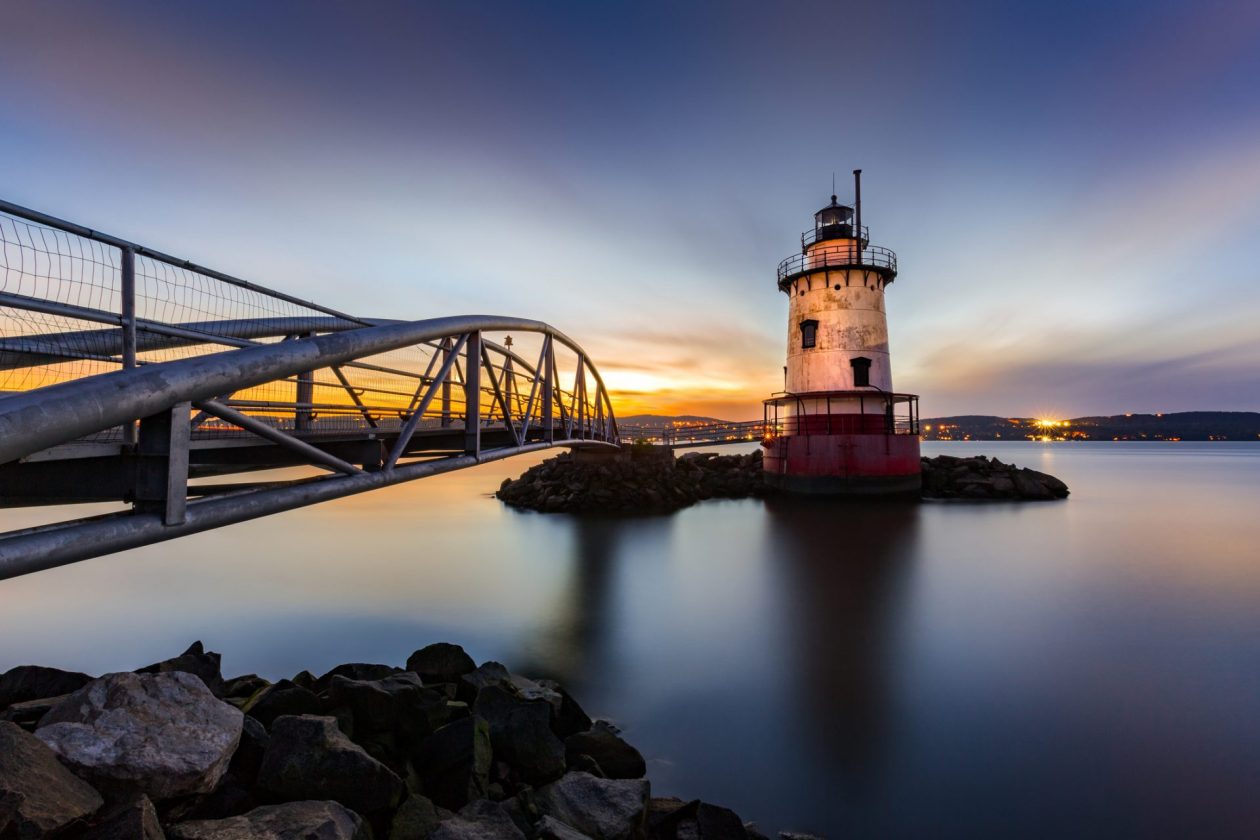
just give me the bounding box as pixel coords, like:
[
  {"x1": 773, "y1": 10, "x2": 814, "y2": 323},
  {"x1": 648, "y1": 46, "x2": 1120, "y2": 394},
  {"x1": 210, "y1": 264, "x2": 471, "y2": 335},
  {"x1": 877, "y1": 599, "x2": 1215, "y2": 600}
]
[
  {"x1": 133, "y1": 401, "x2": 190, "y2": 526},
  {"x1": 464, "y1": 331, "x2": 481, "y2": 457}
]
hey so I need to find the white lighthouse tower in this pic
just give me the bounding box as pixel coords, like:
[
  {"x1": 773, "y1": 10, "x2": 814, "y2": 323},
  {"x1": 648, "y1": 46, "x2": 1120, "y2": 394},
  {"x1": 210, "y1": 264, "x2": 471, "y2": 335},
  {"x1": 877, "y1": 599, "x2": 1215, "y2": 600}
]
[{"x1": 762, "y1": 170, "x2": 921, "y2": 494}]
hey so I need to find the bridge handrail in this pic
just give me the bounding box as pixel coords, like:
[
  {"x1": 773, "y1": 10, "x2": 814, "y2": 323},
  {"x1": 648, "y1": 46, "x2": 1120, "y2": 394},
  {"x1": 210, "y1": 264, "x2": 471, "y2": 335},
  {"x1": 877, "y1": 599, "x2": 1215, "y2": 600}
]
[{"x1": 0, "y1": 198, "x2": 369, "y2": 329}]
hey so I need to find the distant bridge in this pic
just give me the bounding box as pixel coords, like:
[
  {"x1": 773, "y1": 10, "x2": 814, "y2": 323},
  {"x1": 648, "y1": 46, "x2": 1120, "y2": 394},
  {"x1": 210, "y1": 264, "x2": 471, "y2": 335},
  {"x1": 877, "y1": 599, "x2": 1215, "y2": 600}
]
[
  {"x1": 0, "y1": 200, "x2": 618, "y2": 579},
  {"x1": 618, "y1": 420, "x2": 766, "y2": 448}
]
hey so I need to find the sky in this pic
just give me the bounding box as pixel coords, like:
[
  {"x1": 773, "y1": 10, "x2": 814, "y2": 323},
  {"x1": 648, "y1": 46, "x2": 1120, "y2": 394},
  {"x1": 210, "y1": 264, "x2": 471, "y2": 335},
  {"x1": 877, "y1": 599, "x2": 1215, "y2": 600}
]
[{"x1": 1, "y1": 0, "x2": 1258, "y2": 420}]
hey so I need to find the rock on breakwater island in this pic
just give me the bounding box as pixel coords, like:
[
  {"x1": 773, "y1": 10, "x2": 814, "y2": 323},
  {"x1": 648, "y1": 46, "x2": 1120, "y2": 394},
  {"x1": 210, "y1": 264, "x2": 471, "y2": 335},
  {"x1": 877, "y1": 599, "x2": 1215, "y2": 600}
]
[
  {"x1": 0, "y1": 641, "x2": 804, "y2": 839},
  {"x1": 496, "y1": 448, "x2": 1068, "y2": 513}
]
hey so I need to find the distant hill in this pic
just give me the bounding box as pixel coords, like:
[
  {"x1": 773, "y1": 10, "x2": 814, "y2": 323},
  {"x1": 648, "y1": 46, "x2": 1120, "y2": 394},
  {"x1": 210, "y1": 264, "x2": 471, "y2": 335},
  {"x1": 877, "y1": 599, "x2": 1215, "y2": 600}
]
[{"x1": 923, "y1": 411, "x2": 1260, "y2": 442}]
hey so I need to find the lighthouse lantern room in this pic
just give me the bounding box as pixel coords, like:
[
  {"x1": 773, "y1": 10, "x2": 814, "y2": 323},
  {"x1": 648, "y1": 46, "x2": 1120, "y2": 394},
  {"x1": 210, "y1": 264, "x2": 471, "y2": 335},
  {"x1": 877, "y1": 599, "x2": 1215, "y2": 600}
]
[{"x1": 762, "y1": 170, "x2": 921, "y2": 495}]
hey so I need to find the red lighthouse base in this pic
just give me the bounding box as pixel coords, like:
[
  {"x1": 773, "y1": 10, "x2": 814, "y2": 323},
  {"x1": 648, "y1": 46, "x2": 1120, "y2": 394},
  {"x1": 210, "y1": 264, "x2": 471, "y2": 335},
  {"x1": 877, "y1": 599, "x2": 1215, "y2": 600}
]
[
  {"x1": 763, "y1": 432, "x2": 921, "y2": 495},
  {"x1": 761, "y1": 393, "x2": 922, "y2": 496}
]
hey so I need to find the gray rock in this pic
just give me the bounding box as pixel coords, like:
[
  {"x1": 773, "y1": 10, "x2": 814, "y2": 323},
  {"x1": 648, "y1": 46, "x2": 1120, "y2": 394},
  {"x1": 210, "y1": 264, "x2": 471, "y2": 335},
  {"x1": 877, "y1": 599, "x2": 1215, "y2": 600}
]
[
  {"x1": 460, "y1": 662, "x2": 514, "y2": 699},
  {"x1": 390, "y1": 793, "x2": 441, "y2": 840},
  {"x1": 0, "y1": 665, "x2": 93, "y2": 711},
  {"x1": 314, "y1": 662, "x2": 401, "y2": 691},
  {"x1": 474, "y1": 685, "x2": 566, "y2": 784},
  {"x1": 0, "y1": 720, "x2": 103, "y2": 838},
  {"x1": 413, "y1": 716, "x2": 492, "y2": 810},
  {"x1": 81, "y1": 793, "x2": 164, "y2": 840},
  {"x1": 168, "y1": 800, "x2": 370, "y2": 839},
  {"x1": 240, "y1": 680, "x2": 323, "y2": 728},
  {"x1": 36, "y1": 672, "x2": 243, "y2": 801},
  {"x1": 662, "y1": 801, "x2": 748, "y2": 839},
  {"x1": 258, "y1": 715, "x2": 403, "y2": 815},
  {"x1": 0, "y1": 693, "x2": 67, "y2": 731},
  {"x1": 564, "y1": 722, "x2": 645, "y2": 779},
  {"x1": 430, "y1": 800, "x2": 525, "y2": 840},
  {"x1": 535, "y1": 680, "x2": 592, "y2": 739},
  {"x1": 407, "y1": 643, "x2": 477, "y2": 685},
  {"x1": 535, "y1": 772, "x2": 649, "y2": 840},
  {"x1": 326, "y1": 671, "x2": 448, "y2": 743},
  {"x1": 137, "y1": 641, "x2": 224, "y2": 696},
  {"x1": 537, "y1": 814, "x2": 593, "y2": 840}
]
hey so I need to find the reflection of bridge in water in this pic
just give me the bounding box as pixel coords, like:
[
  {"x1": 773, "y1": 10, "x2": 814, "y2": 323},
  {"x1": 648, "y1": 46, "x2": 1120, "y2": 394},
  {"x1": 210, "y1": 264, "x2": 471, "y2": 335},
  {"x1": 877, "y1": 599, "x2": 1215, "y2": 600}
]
[{"x1": 0, "y1": 200, "x2": 618, "y2": 578}]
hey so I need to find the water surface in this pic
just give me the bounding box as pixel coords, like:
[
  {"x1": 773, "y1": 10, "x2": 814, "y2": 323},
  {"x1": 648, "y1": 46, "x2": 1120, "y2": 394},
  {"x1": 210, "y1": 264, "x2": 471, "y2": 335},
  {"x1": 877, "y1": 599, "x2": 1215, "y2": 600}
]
[{"x1": 2, "y1": 442, "x2": 1258, "y2": 838}]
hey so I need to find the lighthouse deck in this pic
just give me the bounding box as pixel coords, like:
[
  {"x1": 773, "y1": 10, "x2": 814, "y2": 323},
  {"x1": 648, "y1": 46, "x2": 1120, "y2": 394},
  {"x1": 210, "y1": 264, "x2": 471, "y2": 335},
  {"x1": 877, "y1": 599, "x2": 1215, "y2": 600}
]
[
  {"x1": 763, "y1": 390, "x2": 920, "y2": 438},
  {"x1": 776, "y1": 245, "x2": 898, "y2": 289}
]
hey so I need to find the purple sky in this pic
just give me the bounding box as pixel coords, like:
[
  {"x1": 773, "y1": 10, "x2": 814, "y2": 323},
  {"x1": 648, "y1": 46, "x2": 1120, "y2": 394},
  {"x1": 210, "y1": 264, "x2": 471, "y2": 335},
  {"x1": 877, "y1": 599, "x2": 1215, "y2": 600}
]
[{"x1": 2, "y1": 0, "x2": 1258, "y2": 418}]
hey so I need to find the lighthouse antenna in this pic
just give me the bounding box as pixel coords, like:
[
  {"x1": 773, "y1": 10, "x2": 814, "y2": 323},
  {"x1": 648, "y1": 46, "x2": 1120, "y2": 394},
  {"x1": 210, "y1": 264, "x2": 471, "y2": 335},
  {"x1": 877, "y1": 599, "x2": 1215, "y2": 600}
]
[{"x1": 853, "y1": 169, "x2": 862, "y2": 249}]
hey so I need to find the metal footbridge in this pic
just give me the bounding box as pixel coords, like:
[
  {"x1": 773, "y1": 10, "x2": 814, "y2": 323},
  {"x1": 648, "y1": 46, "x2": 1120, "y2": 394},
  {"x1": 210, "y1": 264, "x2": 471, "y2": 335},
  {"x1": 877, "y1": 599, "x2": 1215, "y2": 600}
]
[{"x1": 0, "y1": 200, "x2": 618, "y2": 578}]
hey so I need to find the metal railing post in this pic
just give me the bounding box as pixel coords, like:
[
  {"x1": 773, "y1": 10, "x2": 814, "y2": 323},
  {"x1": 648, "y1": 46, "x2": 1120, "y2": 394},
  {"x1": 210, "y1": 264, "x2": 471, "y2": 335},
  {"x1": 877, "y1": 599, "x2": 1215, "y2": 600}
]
[
  {"x1": 464, "y1": 331, "x2": 481, "y2": 457},
  {"x1": 295, "y1": 333, "x2": 314, "y2": 432},
  {"x1": 440, "y1": 337, "x2": 453, "y2": 428},
  {"x1": 121, "y1": 247, "x2": 138, "y2": 445},
  {"x1": 542, "y1": 336, "x2": 554, "y2": 443}
]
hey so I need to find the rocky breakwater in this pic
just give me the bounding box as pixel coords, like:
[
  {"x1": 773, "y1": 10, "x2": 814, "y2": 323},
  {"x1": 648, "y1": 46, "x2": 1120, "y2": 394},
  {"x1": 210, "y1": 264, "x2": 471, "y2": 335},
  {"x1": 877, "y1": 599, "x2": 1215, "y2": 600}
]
[
  {"x1": 0, "y1": 641, "x2": 812, "y2": 839},
  {"x1": 497, "y1": 448, "x2": 767, "y2": 515},
  {"x1": 920, "y1": 454, "x2": 1069, "y2": 500},
  {"x1": 497, "y1": 447, "x2": 1068, "y2": 512}
]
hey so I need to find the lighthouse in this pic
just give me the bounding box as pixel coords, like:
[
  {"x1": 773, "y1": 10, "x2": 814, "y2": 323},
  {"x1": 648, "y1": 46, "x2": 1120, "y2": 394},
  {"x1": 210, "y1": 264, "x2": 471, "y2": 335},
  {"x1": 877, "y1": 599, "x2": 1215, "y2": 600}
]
[{"x1": 762, "y1": 170, "x2": 921, "y2": 495}]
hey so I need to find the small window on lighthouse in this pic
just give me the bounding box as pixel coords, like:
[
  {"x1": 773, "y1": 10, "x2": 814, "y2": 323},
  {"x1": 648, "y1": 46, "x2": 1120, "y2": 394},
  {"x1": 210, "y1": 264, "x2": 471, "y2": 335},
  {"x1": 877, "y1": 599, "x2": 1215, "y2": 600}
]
[
  {"x1": 851, "y1": 356, "x2": 872, "y2": 387},
  {"x1": 800, "y1": 320, "x2": 819, "y2": 349}
]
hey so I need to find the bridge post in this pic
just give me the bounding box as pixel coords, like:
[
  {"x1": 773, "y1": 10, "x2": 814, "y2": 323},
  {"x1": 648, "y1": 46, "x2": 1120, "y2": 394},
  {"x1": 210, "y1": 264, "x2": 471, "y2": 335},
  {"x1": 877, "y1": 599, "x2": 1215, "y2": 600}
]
[
  {"x1": 295, "y1": 332, "x2": 314, "y2": 432},
  {"x1": 120, "y1": 246, "x2": 138, "y2": 446},
  {"x1": 464, "y1": 331, "x2": 481, "y2": 457},
  {"x1": 542, "y1": 336, "x2": 554, "y2": 443},
  {"x1": 440, "y1": 337, "x2": 453, "y2": 428},
  {"x1": 133, "y1": 401, "x2": 190, "y2": 526}
]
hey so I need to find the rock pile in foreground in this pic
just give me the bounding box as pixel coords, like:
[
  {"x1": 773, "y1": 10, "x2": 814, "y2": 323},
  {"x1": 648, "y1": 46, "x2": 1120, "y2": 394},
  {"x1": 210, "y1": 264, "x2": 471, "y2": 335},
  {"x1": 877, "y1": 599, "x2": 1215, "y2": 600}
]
[
  {"x1": 497, "y1": 449, "x2": 768, "y2": 515},
  {"x1": 920, "y1": 455, "x2": 1069, "y2": 500},
  {"x1": 0, "y1": 641, "x2": 807, "y2": 840},
  {"x1": 497, "y1": 448, "x2": 1069, "y2": 513}
]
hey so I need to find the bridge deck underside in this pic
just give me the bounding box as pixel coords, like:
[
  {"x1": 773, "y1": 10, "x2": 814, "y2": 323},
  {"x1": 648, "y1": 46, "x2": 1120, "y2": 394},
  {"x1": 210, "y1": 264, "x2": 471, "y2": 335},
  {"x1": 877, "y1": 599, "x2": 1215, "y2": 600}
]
[{"x1": 0, "y1": 425, "x2": 571, "y2": 506}]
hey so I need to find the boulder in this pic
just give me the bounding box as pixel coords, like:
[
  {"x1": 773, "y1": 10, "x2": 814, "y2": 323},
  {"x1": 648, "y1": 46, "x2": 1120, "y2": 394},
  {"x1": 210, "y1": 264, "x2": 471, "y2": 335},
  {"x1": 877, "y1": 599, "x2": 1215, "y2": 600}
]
[
  {"x1": 407, "y1": 644, "x2": 477, "y2": 685},
  {"x1": 327, "y1": 672, "x2": 448, "y2": 739},
  {"x1": 257, "y1": 715, "x2": 404, "y2": 815},
  {"x1": 430, "y1": 799, "x2": 525, "y2": 840},
  {"x1": 36, "y1": 672, "x2": 243, "y2": 801},
  {"x1": 314, "y1": 662, "x2": 400, "y2": 691},
  {"x1": 460, "y1": 662, "x2": 514, "y2": 700},
  {"x1": 564, "y1": 722, "x2": 645, "y2": 779},
  {"x1": 535, "y1": 772, "x2": 649, "y2": 840},
  {"x1": 0, "y1": 720, "x2": 103, "y2": 837},
  {"x1": 390, "y1": 793, "x2": 441, "y2": 840},
  {"x1": 81, "y1": 793, "x2": 164, "y2": 840},
  {"x1": 0, "y1": 665, "x2": 93, "y2": 711},
  {"x1": 413, "y1": 716, "x2": 492, "y2": 810},
  {"x1": 168, "y1": 800, "x2": 370, "y2": 839},
  {"x1": 535, "y1": 680, "x2": 592, "y2": 739},
  {"x1": 537, "y1": 815, "x2": 594, "y2": 840},
  {"x1": 474, "y1": 685, "x2": 566, "y2": 784},
  {"x1": 227, "y1": 715, "x2": 269, "y2": 787},
  {"x1": 219, "y1": 675, "x2": 270, "y2": 705},
  {"x1": 0, "y1": 693, "x2": 67, "y2": 731},
  {"x1": 137, "y1": 641, "x2": 224, "y2": 696},
  {"x1": 651, "y1": 800, "x2": 747, "y2": 840},
  {"x1": 239, "y1": 680, "x2": 324, "y2": 728}
]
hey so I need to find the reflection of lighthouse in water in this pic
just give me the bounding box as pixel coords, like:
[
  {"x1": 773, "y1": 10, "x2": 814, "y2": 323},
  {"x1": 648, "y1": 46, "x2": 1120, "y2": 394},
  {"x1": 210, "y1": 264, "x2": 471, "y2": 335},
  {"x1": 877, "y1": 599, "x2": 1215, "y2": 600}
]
[{"x1": 763, "y1": 170, "x2": 922, "y2": 495}]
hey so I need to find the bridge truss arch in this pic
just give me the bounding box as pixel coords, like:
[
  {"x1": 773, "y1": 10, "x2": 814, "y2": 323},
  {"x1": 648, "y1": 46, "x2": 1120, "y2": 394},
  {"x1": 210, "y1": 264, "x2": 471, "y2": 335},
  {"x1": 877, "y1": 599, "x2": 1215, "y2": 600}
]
[{"x1": 0, "y1": 201, "x2": 618, "y2": 579}]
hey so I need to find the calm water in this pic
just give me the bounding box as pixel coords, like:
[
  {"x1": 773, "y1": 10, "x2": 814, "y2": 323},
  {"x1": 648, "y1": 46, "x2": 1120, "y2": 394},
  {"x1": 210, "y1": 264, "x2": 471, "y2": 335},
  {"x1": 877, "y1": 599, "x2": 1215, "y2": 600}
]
[{"x1": 2, "y1": 442, "x2": 1259, "y2": 838}]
